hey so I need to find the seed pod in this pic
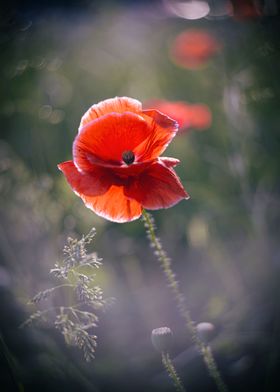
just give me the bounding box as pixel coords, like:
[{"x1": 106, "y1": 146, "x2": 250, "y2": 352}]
[
  {"x1": 196, "y1": 322, "x2": 215, "y2": 343},
  {"x1": 151, "y1": 327, "x2": 173, "y2": 353}
]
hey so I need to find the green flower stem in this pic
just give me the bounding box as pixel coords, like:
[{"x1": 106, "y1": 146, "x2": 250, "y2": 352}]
[
  {"x1": 162, "y1": 351, "x2": 186, "y2": 392},
  {"x1": 142, "y1": 210, "x2": 228, "y2": 392}
]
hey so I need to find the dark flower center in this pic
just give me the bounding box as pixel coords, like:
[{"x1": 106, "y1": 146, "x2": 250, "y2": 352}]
[{"x1": 122, "y1": 150, "x2": 135, "y2": 165}]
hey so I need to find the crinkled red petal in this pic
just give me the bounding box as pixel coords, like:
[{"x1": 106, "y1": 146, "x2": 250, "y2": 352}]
[
  {"x1": 74, "y1": 112, "x2": 151, "y2": 170},
  {"x1": 82, "y1": 184, "x2": 143, "y2": 223},
  {"x1": 58, "y1": 160, "x2": 113, "y2": 196},
  {"x1": 58, "y1": 160, "x2": 142, "y2": 223},
  {"x1": 144, "y1": 100, "x2": 191, "y2": 129},
  {"x1": 74, "y1": 108, "x2": 178, "y2": 172},
  {"x1": 125, "y1": 159, "x2": 189, "y2": 210},
  {"x1": 139, "y1": 109, "x2": 178, "y2": 161},
  {"x1": 107, "y1": 157, "x2": 179, "y2": 177},
  {"x1": 159, "y1": 157, "x2": 180, "y2": 168},
  {"x1": 79, "y1": 96, "x2": 142, "y2": 130}
]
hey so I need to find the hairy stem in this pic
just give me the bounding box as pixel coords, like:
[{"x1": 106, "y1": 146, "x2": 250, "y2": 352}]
[
  {"x1": 162, "y1": 351, "x2": 186, "y2": 392},
  {"x1": 142, "y1": 210, "x2": 228, "y2": 392}
]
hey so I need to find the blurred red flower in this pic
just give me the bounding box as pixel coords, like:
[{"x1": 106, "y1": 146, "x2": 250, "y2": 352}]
[
  {"x1": 188, "y1": 103, "x2": 212, "y2": 131},
  {"x1": 170, "y1": 29, "x2": 221, "y2": 69},
  {"x1": 58, "y1": 97, "x2": 189, "y2": 223},
  {"x1": 144, "y1": 100, "x2": 212, "y2": 132},
  {"x1": 231, "y1": 0, "x2": 262, "y2": 19}
]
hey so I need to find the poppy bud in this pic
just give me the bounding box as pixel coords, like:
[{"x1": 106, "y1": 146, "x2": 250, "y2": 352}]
[
  {"x1": 196, "y1": 322, "x2": 215, "y2": 343},
  {"x1": 151, "y1": 327, "x2": 173, "y2": 352}
]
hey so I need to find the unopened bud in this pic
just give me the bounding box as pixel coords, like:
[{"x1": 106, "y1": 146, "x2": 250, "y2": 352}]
[
  {"x1": 151, "y1": 327, "x2": 173, "y2": 352},
  {"x1": 196, "y1": 322, "x2": 215, "y2": 343}
]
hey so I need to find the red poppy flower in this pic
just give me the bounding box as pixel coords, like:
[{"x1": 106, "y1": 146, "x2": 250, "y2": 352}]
[
  {"x1": 170, "y1": 29, "x2": 221, "y2": 69},
  {"x1": 144, "y1": 100, "x2": 212, "y2": 132},
  {"x1": 58, "y1": 97, "x2": 189, "y2": 223}
]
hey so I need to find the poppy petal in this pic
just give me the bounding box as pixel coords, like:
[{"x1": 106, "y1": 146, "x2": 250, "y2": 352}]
[
  {"x1": 135, "y1": 109, "x2": 178, "y2": 161},
  {"x1": 108, "y1": 157, "x2": 179, "y2": 177},
  {"x1": 125, "y1": 159, "x2": 189, "y2": 210},
  {"x1": 58, "y1": 160, "x2": 142, "y2": 223},
  {"x1": 83, "y1": 184, "x2": 143, "y2": 223},
  {"x1": 74, "y1": 112, "x2": 153, "y2": 171},
  {"x1": 79, "y1": 96, "x2": 142, "y2": 130},
  {"x1": 160, "y1": 157, "x2": 180, "y2": 168},
  {"x1": 143, "y1": 100, "x2": 191, "y2": 130},
  {"x1": 58, "y1": 160, "x2": 112, "y2": 196}
]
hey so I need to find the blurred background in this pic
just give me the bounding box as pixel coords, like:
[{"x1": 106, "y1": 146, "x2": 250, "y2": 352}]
[{"x1": 1, "y1": 0, "x2": 280, "y2": 391}]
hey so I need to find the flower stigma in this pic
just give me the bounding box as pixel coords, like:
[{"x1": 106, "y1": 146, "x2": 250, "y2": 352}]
[{"x1": 122, "y1": 150, "x2": 135, "y2": 165}]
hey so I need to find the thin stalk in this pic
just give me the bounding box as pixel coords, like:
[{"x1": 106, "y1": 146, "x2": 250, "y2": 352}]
[
  {"x1": 162, "y1": 351, "x2": 186, "y2": 392},
  {"x1": 142, "y1": 210, "x2": 228, "y2": 392}
]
